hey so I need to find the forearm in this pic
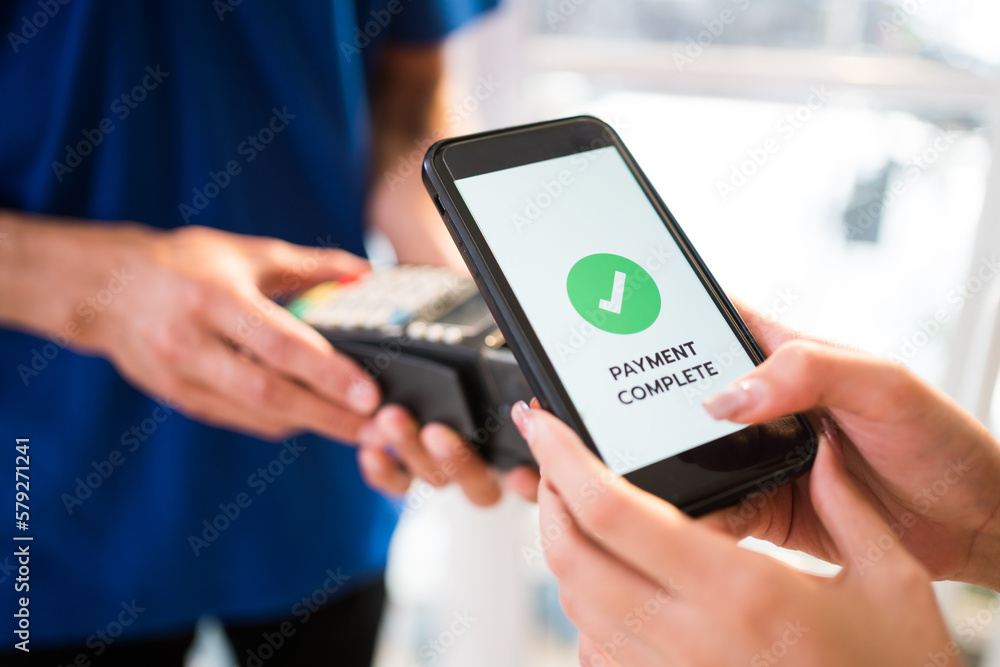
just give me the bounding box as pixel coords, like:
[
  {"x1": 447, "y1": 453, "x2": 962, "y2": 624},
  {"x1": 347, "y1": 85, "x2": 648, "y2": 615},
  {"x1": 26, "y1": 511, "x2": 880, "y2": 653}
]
[
  {"x1": 368, "y1": 44, "x2": 463, "y2": 269},
  {"x1": 368, "y1": 161, "x2": 463, "y2": 269},
  {"x1": 0, "y1": 211, "x2": 146, "y2": 338}
]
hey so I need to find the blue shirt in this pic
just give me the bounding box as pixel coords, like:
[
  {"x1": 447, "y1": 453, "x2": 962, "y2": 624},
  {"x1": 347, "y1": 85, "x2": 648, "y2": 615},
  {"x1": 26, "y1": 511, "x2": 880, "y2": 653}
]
[{"x1": 0, "y1": 0, "x2": 494, "y2": 647}]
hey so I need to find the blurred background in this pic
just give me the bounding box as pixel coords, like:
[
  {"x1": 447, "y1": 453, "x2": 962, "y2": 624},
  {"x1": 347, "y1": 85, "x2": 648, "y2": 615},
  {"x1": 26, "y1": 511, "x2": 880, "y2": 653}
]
[{"x1": 193, "y1": 0, "x2": 1000, "y2": 664}]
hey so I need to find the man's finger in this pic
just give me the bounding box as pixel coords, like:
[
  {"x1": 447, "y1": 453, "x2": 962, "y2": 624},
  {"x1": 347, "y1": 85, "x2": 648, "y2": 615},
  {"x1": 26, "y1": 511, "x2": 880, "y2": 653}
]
[
  {"x1": 369, "y1": 405, "x2": 448, "y2": 486},
  {"x1": 504, "y1": 466, "x2": 540, "y2": 503},
  {"x1": 255, "y1": 240, "x2": 371, "y2": 297},
  {"x1": 357, "y1": 446, "x2": 412, "y2": 496},
  {"x1": 207, "y1": 288, "x2": 381, "y2": 414},
  {"x1": 167, "y1": 378, "x2": 293, "y2": 441},
  {"x1": 421, "y1": 423, "x2": 501, "y2": 506},
  {"x1": 182, "y1": 336, "x2": 372, "y2": 443}
]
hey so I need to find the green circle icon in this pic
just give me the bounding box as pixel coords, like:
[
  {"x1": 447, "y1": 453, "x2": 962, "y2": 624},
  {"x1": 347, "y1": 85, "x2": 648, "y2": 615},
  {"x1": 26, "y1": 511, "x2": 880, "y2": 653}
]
[{"x1": 566, "y1": 253, "x2": 661, "y2": 334}]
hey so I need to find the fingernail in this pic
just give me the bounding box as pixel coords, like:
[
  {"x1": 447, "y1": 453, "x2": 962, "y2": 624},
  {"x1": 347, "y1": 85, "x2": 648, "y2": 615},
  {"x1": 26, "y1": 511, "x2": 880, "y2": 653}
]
[
  {"x1": 340, "y1": 270, "x2": 370, "y2": 285},
  {"x1": 424, "y1": 428, "x2": 459, "y2": 460},
  {"x1": 348, "y1": 378, "x2": 380, "y2": 412},
  {"x1": 703, "y1": 378, "x2": 766, "y2": 420},
  {"x1": 357, "y1": 422, "x2": 378, "y2": 446},
  {"x1": 821, "y1": 416, "x2": 845, "y2": 465},
  {"x1": 511, "y1": 400, "x2": 534, "y2": 442}
]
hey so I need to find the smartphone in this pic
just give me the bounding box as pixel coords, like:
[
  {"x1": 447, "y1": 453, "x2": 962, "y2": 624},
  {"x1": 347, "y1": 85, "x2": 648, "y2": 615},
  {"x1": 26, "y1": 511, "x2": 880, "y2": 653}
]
[{"x1": 423, "y1": 116, "x2": 815, "y2": 516}]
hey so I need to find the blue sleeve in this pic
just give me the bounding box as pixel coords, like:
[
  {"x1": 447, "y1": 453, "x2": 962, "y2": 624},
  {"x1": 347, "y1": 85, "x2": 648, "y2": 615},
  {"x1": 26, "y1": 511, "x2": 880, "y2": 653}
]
[{"x1": 380, "y1": 0, "x2": 499, "y2": 43}]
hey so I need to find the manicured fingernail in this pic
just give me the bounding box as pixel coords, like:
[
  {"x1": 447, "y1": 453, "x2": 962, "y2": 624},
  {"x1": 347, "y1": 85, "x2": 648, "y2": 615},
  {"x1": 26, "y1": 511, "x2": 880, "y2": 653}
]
[
  {"x1": 511, "y1": 400, "x2": 534, "y2": 442},
  {"x1": 349, "y1": 378, "x2": 380, "y2": 412},
  {"x1": 821, "y1": 417, "x2": 845, "y2": 464},
  {"x1": 703, "y1": 378, "x2": 766, "y2": 420}
]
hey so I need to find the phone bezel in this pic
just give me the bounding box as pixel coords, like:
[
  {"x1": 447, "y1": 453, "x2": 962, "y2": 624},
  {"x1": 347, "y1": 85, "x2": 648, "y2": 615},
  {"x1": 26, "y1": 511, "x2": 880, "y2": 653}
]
[{"x1": 423, "y1": 116, "x2": 815, "y2": 515}]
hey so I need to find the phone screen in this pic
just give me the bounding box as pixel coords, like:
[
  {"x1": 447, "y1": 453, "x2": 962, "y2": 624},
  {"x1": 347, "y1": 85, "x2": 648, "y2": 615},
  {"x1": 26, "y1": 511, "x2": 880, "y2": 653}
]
[{"x1": 454, "y1": 146, "x2": 757, "y2": 474}]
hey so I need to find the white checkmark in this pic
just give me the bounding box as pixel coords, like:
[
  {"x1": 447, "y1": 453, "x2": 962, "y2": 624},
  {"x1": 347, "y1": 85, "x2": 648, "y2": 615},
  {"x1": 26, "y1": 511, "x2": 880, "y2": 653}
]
[{"x1": 598, "y1": 270, "x2": 626, "y2": 314}]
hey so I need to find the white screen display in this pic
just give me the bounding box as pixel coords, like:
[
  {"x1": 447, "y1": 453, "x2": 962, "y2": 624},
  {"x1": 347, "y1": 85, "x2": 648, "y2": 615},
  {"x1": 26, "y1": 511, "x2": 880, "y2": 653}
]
[{"x1": 455, "y1": 146, "x2": 755, "y2": 474}]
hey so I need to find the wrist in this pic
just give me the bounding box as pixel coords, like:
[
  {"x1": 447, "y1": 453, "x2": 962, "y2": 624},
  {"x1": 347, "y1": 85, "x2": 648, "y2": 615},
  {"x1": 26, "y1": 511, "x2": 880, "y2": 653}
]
[{"x1": 0, "y1": 212, "x2": 152, "y2": 343}]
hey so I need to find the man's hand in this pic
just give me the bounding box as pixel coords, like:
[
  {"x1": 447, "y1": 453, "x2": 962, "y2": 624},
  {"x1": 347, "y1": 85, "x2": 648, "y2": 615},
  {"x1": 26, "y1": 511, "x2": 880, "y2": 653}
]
[
  {"x1": 515, "y1": 403, "x2": 959, "y2": 667},
  {"x1": 701, "y1": 306, "x2": 1000, "y2": 589},
  {"x1": 355, "y1": 43, "x2": 540, "y2": 506},
  {"x1": 356, "y1": 405, "x2": 541, "y2": 507},
  {"x1": 2, "y1": 217, "x2": 382, "y2": 443}
]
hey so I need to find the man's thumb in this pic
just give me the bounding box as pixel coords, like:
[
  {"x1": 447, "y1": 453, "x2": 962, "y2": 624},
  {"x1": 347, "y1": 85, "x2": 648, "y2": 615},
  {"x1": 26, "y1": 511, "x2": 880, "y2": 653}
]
[{"x1": 259, "y1": 242, "x2": 370, "y2": 298}]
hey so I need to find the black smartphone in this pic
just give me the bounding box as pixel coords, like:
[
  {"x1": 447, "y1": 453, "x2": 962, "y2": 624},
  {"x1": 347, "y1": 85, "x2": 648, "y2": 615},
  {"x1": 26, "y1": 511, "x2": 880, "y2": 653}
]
[{"x1": 422, "y1": 116, "x2": 815, "y2": 516}]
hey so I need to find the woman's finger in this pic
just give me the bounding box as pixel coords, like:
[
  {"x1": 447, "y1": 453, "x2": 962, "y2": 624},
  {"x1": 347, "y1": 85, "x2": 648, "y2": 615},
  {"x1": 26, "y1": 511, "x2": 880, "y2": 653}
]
[
  {"x1": 702, "y1": 340, "x2": 927, "y2": 425},
  {"x1": 516, "y1": 403, "x2": 735, "y2": 589}
]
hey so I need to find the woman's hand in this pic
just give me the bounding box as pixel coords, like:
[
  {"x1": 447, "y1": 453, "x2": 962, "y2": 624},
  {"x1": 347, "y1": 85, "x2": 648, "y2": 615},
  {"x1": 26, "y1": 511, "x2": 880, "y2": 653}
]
[
  {"x1": 514, "y1": 402, "x2": 961, "y2": 667},
  {"x1": 701, "y1": 307, "x2": 1000, "y2": 589}
]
